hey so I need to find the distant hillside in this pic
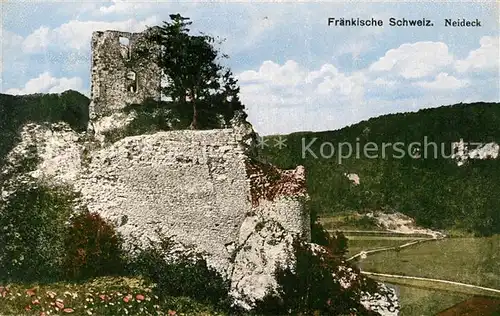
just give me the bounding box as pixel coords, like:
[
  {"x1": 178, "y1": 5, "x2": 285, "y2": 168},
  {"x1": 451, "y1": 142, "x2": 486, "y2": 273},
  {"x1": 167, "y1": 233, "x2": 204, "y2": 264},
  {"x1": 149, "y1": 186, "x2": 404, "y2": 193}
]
[
  {"x1": 0, "y1": 90, "x2": 89, "y2": 166},
  {"x1": 260, "y1": 102, "x2": 500, "y2": 236}
]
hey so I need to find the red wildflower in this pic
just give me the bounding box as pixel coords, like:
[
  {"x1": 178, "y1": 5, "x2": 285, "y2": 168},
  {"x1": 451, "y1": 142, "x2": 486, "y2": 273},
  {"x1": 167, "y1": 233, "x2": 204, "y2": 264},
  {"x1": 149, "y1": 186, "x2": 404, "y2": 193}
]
[
  {"x1": 55, "y1": 299, "x2": 65, "y2": 309},
  {"x1": 123, "y1": 294, "x2": 132, "y2": 303},
  {"x1": 26, "y1": 288, "x2": 36, "y2": 297},
  {"x1": 136, "y1": 294, "x2": 145, "y2": 301}
]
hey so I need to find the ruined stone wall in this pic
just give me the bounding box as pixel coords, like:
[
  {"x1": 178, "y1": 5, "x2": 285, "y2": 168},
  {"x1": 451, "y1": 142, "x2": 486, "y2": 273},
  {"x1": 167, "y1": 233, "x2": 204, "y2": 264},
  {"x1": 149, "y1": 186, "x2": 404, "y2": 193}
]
[
  {"x1": 78, "y1": 130, "x2": 309, "y2": 277},
  {"x1": 90, "y1": 30, "x2": 161, "y2": 119},
  {"x1": 78, "y1": 129, "x2": 256, "y2": 275},
  {"x1": 2, "y1": 124, "x2": 309, "y2": 277}
]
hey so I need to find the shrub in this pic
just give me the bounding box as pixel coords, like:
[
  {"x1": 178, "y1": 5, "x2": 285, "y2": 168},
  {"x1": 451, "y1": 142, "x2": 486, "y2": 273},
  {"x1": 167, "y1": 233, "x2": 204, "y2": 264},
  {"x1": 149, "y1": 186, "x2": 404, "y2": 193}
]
[
  {"x1": 128, "y1": 230, "x2": 231, "y2": 309},
  {"x1": 310, "y1": 211, "x2": 349, "y2": 258},
  {"x1": 327, "y1": 231, "x2": 349, "y2": 258},
  {"x1": 63, "y1": 211, "x2": 126, "y2": 281},
  {"x1": 255, "y1": 240, "x2": 377, "y2": 315},
  {"x1": 0, "y1": 186, "x2": 75, "y2": 283}
]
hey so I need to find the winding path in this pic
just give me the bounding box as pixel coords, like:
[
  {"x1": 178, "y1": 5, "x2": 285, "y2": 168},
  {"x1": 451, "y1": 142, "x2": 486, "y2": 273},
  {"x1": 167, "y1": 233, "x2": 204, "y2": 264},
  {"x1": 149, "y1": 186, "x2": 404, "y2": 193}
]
[
  {"x1": 361, "y1": 271, "x2": 500, "y2": 296},
  {"x1": 346, "y1": 237, "x2": 437, "y2": 262}
]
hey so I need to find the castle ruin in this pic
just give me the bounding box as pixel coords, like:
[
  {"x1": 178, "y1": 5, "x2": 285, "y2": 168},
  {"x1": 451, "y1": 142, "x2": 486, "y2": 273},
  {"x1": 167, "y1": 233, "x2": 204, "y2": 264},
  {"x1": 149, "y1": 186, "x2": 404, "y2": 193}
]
[
  {"x1": 84, "y1": 29, "x2": 314, "y2": 309},
  {"x1": 89, "y1": 30, "x2": 162, "y2": 120}
]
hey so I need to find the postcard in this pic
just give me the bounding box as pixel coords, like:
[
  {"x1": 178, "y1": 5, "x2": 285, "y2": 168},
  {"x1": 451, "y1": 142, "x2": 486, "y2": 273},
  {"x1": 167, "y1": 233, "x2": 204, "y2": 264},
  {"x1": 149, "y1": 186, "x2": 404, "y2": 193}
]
[{"x1": 1, "y1": 1, "x2": 499, "y2": 315}]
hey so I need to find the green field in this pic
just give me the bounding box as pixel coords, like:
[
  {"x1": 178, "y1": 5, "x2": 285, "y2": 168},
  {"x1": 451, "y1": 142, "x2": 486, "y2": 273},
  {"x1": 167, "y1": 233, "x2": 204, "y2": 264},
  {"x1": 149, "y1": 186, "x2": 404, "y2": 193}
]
[
  {"x1": 395, "y1": 285, "x2": 469, "y2": 316},
  {"x1": 359, "y1": 236, "x2": 500, "y2": 289},
  {"x1": 348, "y1": 235, "x2": 500, "y2": 315},
  {"x1": 369, "y1": 274, "x2": 500, "y2": 298}
]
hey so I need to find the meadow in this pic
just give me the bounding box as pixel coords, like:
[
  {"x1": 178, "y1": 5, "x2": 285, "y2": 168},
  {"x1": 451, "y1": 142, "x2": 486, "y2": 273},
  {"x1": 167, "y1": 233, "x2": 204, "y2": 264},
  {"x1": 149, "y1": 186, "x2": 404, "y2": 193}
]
[
  {"x1": 354, "y1": 235, "x2": 499, "y2": 315},
  {"x1": 359, "y1": 236, "x2": 500, "y2": 289},
  {"x1": 321, "y1": 214, "x2": 500, "y2": 315},
  {"x1": 395, "y1": 286, "x2": 469, "y2": 316}
]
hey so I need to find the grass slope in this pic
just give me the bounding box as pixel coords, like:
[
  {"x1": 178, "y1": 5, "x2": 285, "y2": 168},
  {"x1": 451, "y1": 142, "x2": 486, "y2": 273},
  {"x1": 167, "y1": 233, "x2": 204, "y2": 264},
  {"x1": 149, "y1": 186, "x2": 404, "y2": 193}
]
[
  {"x1": 359, "y1": 235, "x2": 500, "y2": 289},
  {"x1": 260, "y1": 102, "x2": 500, "y2": 236},
  {"x1": 396, "y1": 285, "x2": 469, "y2": 316}
]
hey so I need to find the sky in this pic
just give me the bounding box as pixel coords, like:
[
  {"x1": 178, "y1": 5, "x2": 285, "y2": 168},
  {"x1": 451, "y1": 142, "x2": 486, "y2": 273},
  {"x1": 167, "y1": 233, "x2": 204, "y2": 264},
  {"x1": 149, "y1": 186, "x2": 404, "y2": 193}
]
[{"x1": 1, "y1": 1, "x2": 499, "y2": 135}]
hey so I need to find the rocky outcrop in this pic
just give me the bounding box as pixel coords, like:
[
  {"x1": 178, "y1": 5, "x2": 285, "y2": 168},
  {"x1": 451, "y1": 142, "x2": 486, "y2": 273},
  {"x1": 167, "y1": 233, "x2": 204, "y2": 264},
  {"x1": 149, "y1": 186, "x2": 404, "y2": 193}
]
[
  {"x1": 77, "y1": 128, "x2": 261, "y2": 277},
  {"x1": 310, "y1": 244, "x2": 399, "y2": 316},
  {"x1": 452, "y1": 139, "x2": 499, "y2": 166},
  {"x1": 0, "y1": 120, "x2": 310, "y2": 310},
  {"x1": 367, "y1": 211, "x2": 446, "y2": 238},
  {"x1": 0, "y1": 122, "x2": 85, "y2": 199},
  {"x1": 229, "y1": 215, "x2": 296, "y2": 310},
  {"x1": 360, "y1": 283, "x2": 399, "y2": 316},
  {"x1": 345, "y1": 173, "x2": 360, "y2": 185}
]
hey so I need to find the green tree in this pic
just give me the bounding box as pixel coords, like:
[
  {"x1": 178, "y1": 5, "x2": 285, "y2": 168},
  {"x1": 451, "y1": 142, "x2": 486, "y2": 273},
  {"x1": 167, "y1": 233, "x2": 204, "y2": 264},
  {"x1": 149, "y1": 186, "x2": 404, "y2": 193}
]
[{"x1": 146, "y1": 14, "x2": 246, "y2": 129}]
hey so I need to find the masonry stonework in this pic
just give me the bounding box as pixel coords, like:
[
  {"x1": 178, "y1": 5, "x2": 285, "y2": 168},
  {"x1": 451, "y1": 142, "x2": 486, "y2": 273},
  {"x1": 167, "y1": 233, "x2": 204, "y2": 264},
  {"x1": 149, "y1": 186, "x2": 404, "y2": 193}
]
[
  {"x1": 90, "y1": 30, "x2": 161, "y2": 119},
  {"x1": 76, "y1": 129, "x2": 311, "y2": 276}
]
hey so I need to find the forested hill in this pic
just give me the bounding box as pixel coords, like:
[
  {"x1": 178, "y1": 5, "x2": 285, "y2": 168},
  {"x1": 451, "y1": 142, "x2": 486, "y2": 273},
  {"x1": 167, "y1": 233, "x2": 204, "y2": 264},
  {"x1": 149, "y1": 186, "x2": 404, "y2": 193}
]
[
  {"x1": 0, "y1": 91, "x2": 90, "y2": 167},
  {"x1": 259, "y1": 102, "x2": 500, "y2": 236}
]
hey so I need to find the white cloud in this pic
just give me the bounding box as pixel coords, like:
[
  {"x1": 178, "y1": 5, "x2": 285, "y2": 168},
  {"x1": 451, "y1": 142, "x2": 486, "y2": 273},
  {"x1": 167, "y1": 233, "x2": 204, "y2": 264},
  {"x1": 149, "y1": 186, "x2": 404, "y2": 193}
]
[
  {"x1": 316, "y1": 71, "x2": 365, "y2": 96},
  {"x1": 5, "y1": 72, "x2": 83, "y2": 95},
  {"x1": 415, "y1": 73, "x2": 469, "y2": 90},
  {"x1": 240, "y1": 61, "x2": 365, "y2": 99},
  {"x1": 237, "y1": 60, "x2": 368, "y2": 134},
  {"x1": 0, "y1": 27, "x2": 25, "y2": 89},
  {"x1": 23, "y1": 26, "x2": 51, "y2": 53},
  {"x1": 0, "y1": 27, "x2": 24, "y2": 73},
  {"x1": 237, "y1": 56, "x2": 492, "y2": 135},
  {"x1": 239, "y1": 60, "x2": 306, "y2": 87},
  {"x1": 373, "y1": 78, "x2": 397, "y2": 87},
  {"x1": 369, "y1": 42, "x2": 454, "y2": 79},
  {"x1": 97, "y1": 1, "x2": 153, "y2": 15},
  {"x1": 305, "y1": 64, "x2": 340, "y2": 83},
  {"x1": 22, "y1": 16, "x2": 159, "y2": 52},
  {"x1": 455, "y1": 36, "x2": 499, "y2": 73}
]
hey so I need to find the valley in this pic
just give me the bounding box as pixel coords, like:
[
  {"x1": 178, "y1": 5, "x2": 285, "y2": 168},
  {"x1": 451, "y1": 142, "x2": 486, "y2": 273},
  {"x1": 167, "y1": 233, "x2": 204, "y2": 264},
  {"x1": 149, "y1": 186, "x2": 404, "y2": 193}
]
[{"x1": 321, "y1": 214, "x2": 500, "y2": 315}]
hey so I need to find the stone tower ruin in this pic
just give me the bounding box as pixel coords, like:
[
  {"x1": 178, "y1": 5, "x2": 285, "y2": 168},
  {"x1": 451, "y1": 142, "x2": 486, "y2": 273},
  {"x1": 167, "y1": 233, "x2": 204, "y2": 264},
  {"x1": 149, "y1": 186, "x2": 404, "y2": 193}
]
[{"x1": 89, "y1": 30, "x2": 161, "y2": 120}]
